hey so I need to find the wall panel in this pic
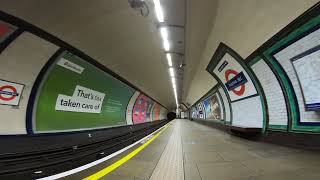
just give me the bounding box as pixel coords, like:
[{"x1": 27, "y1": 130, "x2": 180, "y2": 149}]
[
  {"x1": 251, "y1": 59, "x2": 288, "y2": 129},
  {"x1": 0, "y1": 32, "x2": 58, "y2": 134},
  {"x1": 231, "y1": 96, "x2": 263, "y2": 128}
]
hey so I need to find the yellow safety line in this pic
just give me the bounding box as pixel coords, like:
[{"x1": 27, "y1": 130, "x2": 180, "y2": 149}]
[{"x1": 83, "y1": 123, "x2": 171, "y2": 180}]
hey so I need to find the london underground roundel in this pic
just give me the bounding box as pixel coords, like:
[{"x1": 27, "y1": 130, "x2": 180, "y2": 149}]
[
  {"x1": 224, "y1": 69, "x2": 245, "y2": 96},
  {"x1": 0, "y1": 85, "x2": 18, "y2": 101},
  {"x1": 0, "y1": 80, "x2": 24, "y2": 106}
]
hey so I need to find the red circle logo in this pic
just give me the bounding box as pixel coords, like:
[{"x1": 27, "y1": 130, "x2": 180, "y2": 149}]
[
  {"x1": 0, "y1": 85, "x2": 18, "y2": 101},
  {"x1": 225, "y1": 69, "x2": 245, "y2": 96}
]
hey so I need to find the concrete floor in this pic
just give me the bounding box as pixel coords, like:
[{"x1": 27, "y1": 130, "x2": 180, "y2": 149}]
[{"x1": 65, "y1": 119, "x2": 320, "y2": 180}]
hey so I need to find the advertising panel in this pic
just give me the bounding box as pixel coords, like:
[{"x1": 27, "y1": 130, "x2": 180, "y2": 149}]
[
  {"x1": 203, "y1": 94, "x2": 222, "y2": 120},
  {"x1": 152, "y1": 103, "x2": 161, "y2": 121},
  {"x1": 292, "y1": 46, "x2": 320, "y2": 111},
  {"x1": 191, "y1": 107, "x2": 197, "y2": 118},
  {"x1": 35, "y1": 52, "x2": 135, "y2": 132},
  {"x1": 197, "y1": 102, "x2": 205, "y2": 119},
  {"x1": 132, "y1": 94, "x2": 154, "y2": 124}
]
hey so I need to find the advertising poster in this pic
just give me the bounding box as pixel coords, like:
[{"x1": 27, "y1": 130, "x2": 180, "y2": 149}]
[
  {"x1": 35, "y1": 52, "x2": 135, "y2": 132},
  {"x1": 191, "y1": 107, "x2": 197, "y2": 118},
  {"x1": 146, "y1": 100, "x2": 155, "y2": 122},
  {"x1": 197, "y1": 102, "x2": 205, "y2": 119},
  {"x1": 152, "y1": 103, "x2": 161, "y2": 121},
  {"x1": 203, "y1": 94, "x2": 222, "y2": 120},
  {"x1": 132, "y1": 94, "x2": 153, "y2": 124},
  {"x1": 292, "y1": 46, "x2": 320, "y2": 111}
]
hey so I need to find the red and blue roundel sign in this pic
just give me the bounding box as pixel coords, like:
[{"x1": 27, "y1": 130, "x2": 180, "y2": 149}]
[
  {"x1": 0, "y1": 80, "x2": 24, "y2": 106},
  {"x1": 224, "y1": 69, "x2": 246, "y2": 96},
  {"x1": 0, "y1": 85, "x2": 19, "y2": 101}
]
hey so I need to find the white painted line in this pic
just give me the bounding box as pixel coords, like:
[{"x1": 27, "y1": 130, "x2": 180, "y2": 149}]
[{"x1": 37, "y1": 125, "x2": 167, "y2": 180}]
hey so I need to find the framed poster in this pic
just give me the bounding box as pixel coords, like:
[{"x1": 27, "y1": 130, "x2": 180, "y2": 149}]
[
  {"x1": 197, "y1": 102, "x2": 205, "y2": 119},
  {"x1": 292, "y1": 45, "x2": 320, "y2": 111},
  {"x1": 246, "y1": 4, "x2": 320, "y2": 131},
  {"x1": 203, "y1": 93, "x2": 222, "y2": 120},
  {"x1": 34, "y1": 51, "x2": 135, "y2": 132},
  {"x1": 132, "y1": 94, "x2": 154, "y2": 124}
]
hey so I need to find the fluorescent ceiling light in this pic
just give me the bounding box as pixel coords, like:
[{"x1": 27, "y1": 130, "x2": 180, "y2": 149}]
[
  {"x1": 153, "y1": 0, "x2": 164, "y2": 22},
  {"x1": 166, "y1": 54, "x2": 172, "y2": 67},
  {"x1": 169, "y1": 68, "x2": 174, "y2": 77},
  {"x1": 172, "y1": 83, "x2": 176, "y2": 90},
  {"x1": 171, "y1": 77, "x2": 176, "y2": 85},
  {"x1": 160, "y1": 27, "x2": 168, "y2": 40},
  {"x1": 163, "y1": 39, "x2": 170, "y2": 51}
]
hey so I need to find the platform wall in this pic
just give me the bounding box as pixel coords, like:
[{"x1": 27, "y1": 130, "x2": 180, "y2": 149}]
[
  {"x1": 0, "y1": 12, "x2": 167, "y2": 135},
  {"x1": 190, "y1": 3, "x2": 320, "y2": 134}
]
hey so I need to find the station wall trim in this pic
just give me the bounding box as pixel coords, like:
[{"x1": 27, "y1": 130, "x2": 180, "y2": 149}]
[{"x1": 246, "y1": 2, "x2": 320, "y2": 133}]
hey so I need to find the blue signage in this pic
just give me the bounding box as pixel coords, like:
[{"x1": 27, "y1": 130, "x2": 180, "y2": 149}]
[
  {"x1": 306, "y1": 103, "x2": 320, "y2": 111},
  {"x1": 225, "y1": 72, "x2": 248, "y2": 91},
  {"x1": 218, "y1": 61, "x2": 228, "y2": 72}
]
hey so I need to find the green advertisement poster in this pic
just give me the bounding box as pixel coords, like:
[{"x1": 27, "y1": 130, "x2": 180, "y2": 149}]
[{"x1": 34, "y1": 52, "x2": 135, "y2": 132}]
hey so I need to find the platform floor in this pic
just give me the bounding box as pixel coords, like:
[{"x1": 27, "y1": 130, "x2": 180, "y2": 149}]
[{"x1": 64, "y1": 119, "x2": 320, "y2": 180}]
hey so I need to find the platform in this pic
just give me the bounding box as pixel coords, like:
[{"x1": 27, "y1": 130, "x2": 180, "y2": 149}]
[{"x1": 61, "y1": 119, "x2": 320, "y2": 180}]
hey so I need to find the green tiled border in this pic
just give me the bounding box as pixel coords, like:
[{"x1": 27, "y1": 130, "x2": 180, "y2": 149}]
[
  {"x1": 263, "y1": 15, "x2": 320, "y2": 132},
  {"x1": 269, "y1": 125, "x2": 287, "y2": 130}
]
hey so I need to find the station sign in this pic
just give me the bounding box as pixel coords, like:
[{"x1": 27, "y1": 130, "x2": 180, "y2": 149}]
[
  {"x1": 225, "y1": 71, "x2": 248, "y2": 96},
  {"x1": 211, "y1": 53, "x2": 257, "y2": 101},
  {"x1": 0, "y1": 80, "x2": 24, "y2": 106}
]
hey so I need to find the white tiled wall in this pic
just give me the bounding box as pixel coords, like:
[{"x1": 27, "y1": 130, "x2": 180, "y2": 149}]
[
  {"x1": 274, "y1": 29, "x2": 320, "y2": 123},
  {"x1": 231, "y1": 96, "x2": 263, "y2": 128},
  {"x1": 252, "y1": 60, "x2": 288, "y2": 126},
  {"x1": 218, "y1": 87, "x2": 231, "y2": 122}
]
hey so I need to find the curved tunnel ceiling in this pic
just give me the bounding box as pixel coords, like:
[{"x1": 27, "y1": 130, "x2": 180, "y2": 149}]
[{"x1": 0, "y1": 0, "x2": 217, "y2": 110}]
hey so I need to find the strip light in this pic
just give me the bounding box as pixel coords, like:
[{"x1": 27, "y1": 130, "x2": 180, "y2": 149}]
[
  {"x1": 169, "y1": 67, "x2": 174, "y2": 77},
  {"x1": 153, "y1": 0, "x2": 164, "y2": 22},
  {"x1": 166, "y1": 54, "x2": 172, "y2": 67},
  {"x1": 153, "y1": 0, "x2": 179, "y2": 108},
  {"x1": 160, "y1": 28, "x2": 170, "y2": 51},
  {"x1": 163, "y1": 39, "x2": 170, "y2": 51},
  {"x1": 160, "y1": 27, "x2": 168, "y2": 40}
]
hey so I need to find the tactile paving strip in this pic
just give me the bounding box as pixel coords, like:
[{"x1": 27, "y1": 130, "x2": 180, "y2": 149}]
[{"x1": 149, "y1": 121, "x2": 184, "y2": 180}]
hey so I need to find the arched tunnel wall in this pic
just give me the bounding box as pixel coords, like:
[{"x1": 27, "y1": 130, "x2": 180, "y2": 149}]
[
  {"x1": 188, "y1": 3, "x2": 320, "y2": 135},
  {"x1": 0, "y1": 12, "x2": 168, "y2": 135},
  {"x1": 0, "y1": 11, "x2": 171, "y2": 176}
]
